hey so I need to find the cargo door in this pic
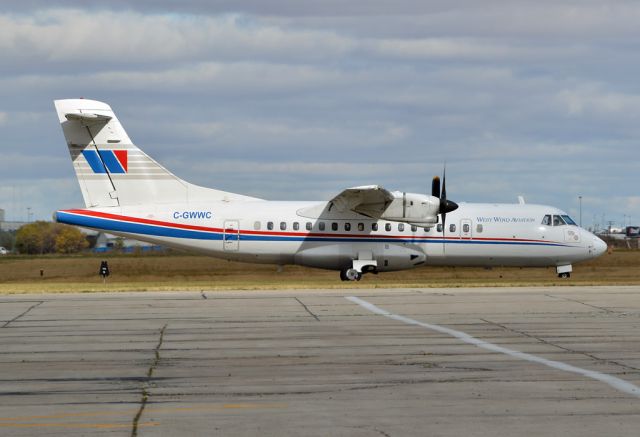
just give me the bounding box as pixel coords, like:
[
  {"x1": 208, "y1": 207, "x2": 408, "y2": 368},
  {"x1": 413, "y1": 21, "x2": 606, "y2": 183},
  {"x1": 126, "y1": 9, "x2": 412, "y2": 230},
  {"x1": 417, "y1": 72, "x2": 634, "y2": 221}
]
[{"x1": 223, "y1": 220, "x2": 240, "y2": 251}]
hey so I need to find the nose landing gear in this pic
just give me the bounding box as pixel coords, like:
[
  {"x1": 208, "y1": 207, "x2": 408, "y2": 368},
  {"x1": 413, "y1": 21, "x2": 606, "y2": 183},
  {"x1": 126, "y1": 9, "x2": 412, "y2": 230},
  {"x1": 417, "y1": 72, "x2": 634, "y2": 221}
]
[{"x1": 557, "y1": 264, "x2": 572, "y2": 279}]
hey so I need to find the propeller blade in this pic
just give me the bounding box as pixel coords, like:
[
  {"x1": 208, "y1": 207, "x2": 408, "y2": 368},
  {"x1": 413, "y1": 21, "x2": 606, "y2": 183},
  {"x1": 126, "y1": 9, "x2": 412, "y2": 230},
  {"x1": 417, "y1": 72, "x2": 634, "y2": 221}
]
[
  {"x1": 437, "y1": 164, "x2": 458, "y2": 254},
  {"x1": 441, "y1": 167, "x2": 447, "y2": 203},
  {"x1": 442, "y1": 167, "x2": 447, "y2": 254},
  {"x1": 437, "y1": 164, "x2": 458, "y2": 214},
  {"x1": 431, "y1": 176, "x2": 441, "y2": 198},
  {"x1": 441, "y1": 209, "x2": 447, "y2": 254}
]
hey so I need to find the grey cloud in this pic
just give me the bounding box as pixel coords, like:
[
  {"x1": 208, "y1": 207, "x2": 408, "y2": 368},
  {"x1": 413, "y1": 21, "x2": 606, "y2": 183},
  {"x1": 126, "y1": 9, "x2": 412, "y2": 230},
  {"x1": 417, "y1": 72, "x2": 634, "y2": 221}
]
[
  {"x1": 0, "y1": 10, "x2": 354, "y2": 71},
  {"x1": 0, "y1": 1, "x2": 464, "y2": 17},
  {"x1": 0, "y1": 3, "x2": 638, "y2": 229}
]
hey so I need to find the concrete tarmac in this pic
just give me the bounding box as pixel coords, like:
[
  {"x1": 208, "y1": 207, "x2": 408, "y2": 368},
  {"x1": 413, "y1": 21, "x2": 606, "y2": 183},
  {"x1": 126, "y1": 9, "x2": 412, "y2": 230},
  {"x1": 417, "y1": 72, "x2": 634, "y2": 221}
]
[{"x1": 1, "y1": 286, "x2": 640, "y2": 436}]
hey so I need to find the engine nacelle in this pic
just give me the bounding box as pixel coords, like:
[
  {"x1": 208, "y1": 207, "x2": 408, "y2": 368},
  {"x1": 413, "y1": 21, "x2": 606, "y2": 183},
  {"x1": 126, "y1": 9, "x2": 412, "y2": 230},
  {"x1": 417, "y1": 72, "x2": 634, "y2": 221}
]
[{"x1": 377, "y1": 192, "x2": 440, "y2": 225}]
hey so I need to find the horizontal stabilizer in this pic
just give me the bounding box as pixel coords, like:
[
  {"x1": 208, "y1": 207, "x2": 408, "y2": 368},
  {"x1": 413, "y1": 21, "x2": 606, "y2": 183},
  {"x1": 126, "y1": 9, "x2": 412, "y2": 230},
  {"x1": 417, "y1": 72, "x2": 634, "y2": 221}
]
[{"x1": 65, "y1": 112, "x2": 112, "y2": 125}]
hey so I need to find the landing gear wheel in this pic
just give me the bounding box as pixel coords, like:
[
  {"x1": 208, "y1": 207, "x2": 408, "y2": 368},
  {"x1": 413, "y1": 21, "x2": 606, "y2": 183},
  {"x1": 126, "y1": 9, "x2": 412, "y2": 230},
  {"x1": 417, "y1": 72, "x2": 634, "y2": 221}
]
[
  {"x1": 340, "y1": 269, "x2": 348, "y2": 281},
  {"x1": 558, "y1": 272, "x2": 571, "y2": 279},
  {"x1": 345, "y1": 268, "x2": 360, "y2": 281}
]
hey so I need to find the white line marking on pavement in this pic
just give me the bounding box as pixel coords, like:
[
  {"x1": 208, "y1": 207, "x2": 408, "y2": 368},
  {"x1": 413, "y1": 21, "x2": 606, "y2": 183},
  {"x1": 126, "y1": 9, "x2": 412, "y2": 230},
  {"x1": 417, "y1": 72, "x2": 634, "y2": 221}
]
[{"x1": 346, "y1": 296, "x2": 640, "y2": 398}]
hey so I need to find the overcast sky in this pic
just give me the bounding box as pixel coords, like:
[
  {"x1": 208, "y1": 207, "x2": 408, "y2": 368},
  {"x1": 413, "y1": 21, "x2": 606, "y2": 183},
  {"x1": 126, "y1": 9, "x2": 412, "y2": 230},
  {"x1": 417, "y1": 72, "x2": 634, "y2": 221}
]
[{"x1": 0, "y1": 1, "x2": 638, "y2": 230}]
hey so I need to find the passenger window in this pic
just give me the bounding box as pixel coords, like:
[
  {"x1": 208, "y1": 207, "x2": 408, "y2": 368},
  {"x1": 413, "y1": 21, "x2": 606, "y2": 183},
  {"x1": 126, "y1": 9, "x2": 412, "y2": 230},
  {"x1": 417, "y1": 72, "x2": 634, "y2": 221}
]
[
  {"x1": 358, "y1": 223, "x2": 364, "y2": 231},
  {"x1": 385, "y1": 223, "x2": 392, "y2": 232},
  {"x1": 306, "y1": 222, "x2": 312, "y2": 231},
  {"x1": 372, "y1": 223, "x2": 378, "y2": 231},
  {"x1": 332, "y1": 222, "x2": 338, "y2": 231},
  {"x1": 476, "y1": 224, "x2": 483, "y2": 233},
  {"x1": 319, "y1": 222, "x2": 326, "y2": 231},
  {"x1": 437, "y1": 224, "x2": 443, "y2": 233},
  {"x1": 449, "y1": 224, "x2": 456, "y2": 233},
  {"x1": 253, "y1": 221, "x2": 261, "y2": 230},
  {"x1": 398, "y1": 223, "x2": 405, "y2": 232},
  {"x1": 411, "y1": 225, "x2": 417, "y2": 232},
  {"x1": 552, "y1": 215, "x2": 566, "y2": 226},
  {"x1": 344, "y1": 222, "x2": 351, "y2": 231},
  {"x1": 293, "y1": 222, "x2": 299, "y2": 231},
  {"x1": 280, "y1": 222, "x2": 287, "y2": 231},
  {"x1": 463, "y1": 223, "x2": 470, "y2": 233},
  {"x1": 267, "y1": 221, "x2": 274, "y2": 231},
  {"x1": 541, "y1": 215, "x2": 551, "y2": 226}
]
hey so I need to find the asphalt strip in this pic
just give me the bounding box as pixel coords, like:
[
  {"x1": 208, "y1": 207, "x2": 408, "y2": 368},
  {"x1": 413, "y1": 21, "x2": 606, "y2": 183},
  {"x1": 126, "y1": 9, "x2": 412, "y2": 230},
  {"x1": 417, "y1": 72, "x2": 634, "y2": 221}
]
[{"x1": 346, "y1": 296, "x2": 640, "y2": 399}]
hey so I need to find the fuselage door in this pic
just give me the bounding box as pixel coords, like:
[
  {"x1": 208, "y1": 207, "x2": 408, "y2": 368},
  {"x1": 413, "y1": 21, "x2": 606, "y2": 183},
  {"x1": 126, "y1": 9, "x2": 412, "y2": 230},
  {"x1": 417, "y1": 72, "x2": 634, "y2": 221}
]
[
  {"x1": 460, "y1": 219, "x2": 472, "y2": 239},
  {"x1": 223, "y1": 220, "x2": 240, "y2": 251}
]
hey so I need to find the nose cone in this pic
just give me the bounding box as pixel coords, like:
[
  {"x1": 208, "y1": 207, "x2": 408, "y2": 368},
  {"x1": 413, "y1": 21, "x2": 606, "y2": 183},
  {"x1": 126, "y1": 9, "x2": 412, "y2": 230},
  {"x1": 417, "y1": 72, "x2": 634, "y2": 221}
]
[{"x1": 593, "y1": 236, "x2": 607, "y2": 257}]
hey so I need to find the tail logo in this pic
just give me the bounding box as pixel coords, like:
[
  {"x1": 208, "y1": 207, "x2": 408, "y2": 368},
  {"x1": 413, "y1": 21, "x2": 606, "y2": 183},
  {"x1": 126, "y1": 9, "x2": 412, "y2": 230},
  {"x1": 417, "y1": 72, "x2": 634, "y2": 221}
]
[{"x1": 82, "y1": 150, "x2": 128, "y2": 174}]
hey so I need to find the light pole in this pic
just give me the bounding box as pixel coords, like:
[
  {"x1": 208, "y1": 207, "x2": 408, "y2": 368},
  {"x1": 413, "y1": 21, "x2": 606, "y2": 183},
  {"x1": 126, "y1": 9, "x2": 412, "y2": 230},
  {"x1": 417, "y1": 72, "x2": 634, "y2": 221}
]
[{"x1": 578, "y1": 196, "x2": 582, "y2": 228}]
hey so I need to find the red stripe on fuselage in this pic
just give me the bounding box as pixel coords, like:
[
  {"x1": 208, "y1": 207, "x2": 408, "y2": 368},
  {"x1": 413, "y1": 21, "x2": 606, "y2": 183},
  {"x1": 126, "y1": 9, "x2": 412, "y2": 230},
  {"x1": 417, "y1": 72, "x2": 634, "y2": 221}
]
[
  {"x1": 61, "y1": 209, "x2": 223, "y2": 233},
  {"x1": 60, "y1": 209, "x2": 564, "y2": 244}
]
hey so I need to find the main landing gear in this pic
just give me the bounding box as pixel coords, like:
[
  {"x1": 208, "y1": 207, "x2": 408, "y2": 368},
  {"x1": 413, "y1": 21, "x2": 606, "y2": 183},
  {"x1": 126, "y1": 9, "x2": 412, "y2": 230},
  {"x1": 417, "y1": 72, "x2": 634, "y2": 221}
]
[
  {"x1": 340, "y1": 255, "x2": 378, "y2": 281},
  {"x1": 340, "y1": 268, "x2": 362, "y2": 282}
]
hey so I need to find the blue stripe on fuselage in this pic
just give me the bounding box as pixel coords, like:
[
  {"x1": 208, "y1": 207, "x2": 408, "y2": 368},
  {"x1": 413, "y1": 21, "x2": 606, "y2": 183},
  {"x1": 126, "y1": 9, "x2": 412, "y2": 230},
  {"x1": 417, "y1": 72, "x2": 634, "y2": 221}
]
[
  {"x1": 56, "y1": 211, "x2": 570, "y2": 247},
  {"x1": 57, "y1": 211, "x2": 222, "y2": 240}
]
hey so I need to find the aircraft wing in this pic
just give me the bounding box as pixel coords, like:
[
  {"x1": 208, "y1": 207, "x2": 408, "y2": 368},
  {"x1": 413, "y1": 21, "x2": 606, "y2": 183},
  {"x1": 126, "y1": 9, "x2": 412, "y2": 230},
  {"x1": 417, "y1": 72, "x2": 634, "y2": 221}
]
[{"x1": 329, "y1": 185, "x2": 395, "y2": 217}]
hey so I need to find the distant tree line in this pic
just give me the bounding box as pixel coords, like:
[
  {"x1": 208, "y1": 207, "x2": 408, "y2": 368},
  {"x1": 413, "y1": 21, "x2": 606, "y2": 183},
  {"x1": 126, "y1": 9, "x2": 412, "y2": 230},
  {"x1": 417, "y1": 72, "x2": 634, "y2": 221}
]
[
  {"x1": 0, "y1": 229, "x2": 15, "y2": 250},
  {"x1": 15, "y1": 221, "x2": 88, "y2": 254}
]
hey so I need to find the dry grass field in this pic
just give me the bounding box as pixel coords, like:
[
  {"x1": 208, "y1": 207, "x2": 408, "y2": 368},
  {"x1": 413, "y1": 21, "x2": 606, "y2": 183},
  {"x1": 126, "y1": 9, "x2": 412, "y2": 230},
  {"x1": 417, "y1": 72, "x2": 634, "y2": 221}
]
[{"x1": 0, "y1": 248, "x2": 638, "y2": 293}]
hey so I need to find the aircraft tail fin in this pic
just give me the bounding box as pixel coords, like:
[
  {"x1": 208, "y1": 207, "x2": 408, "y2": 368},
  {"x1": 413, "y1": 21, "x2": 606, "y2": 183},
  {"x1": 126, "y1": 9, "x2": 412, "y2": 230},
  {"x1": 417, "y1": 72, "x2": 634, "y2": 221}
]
[{"x1": 54, "y1": 99, "x2": 258, "y2": 208}]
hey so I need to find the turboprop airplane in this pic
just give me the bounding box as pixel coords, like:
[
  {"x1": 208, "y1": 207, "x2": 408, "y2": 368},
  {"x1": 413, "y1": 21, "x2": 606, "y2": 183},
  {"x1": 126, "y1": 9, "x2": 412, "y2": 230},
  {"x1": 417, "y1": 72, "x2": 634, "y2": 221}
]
[{"x1": 54, "y1": 99, "x2": 607, "y2": 281}]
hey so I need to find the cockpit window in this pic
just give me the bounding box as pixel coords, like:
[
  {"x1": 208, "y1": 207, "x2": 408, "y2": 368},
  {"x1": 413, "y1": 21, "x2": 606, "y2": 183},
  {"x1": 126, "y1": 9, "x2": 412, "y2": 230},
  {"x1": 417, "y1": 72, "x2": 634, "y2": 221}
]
[
  {"x1": 552, "y1": 215, "x2": 566, "y2": 226},
  {"x1": 561, "y1": 215, "x2": 577, "y2": 226},
  {"x1": 541, "y1": 215, "x2": 551, "y2": 226}
]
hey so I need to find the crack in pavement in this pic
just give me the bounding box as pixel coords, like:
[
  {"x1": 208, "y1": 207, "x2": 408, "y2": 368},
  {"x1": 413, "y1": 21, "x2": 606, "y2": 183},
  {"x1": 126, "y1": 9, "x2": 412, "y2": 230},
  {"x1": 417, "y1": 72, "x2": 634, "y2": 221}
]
[
  {"x1": 2, "y1": 301, "x2": 43, "y2": 328},
  {"x1": 481, "y1": 318, "x2": 640, "y2": 373},
  {"x1": 374, "y1": 427, "x2": 392, "y2": 437},
  {"x1": 294, "y1": 297, "x2": 320, "y2": 321},
  {"x1": 131, "y1": 324, "x2": 167, "y2": 437},
  {"x1": 545, "y1": 294, "x2": 618, "y2": 314}
]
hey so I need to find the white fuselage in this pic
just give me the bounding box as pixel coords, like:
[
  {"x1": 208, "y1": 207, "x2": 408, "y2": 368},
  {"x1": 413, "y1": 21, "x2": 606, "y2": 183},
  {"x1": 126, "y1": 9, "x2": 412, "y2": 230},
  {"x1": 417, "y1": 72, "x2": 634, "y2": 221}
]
[
  {"x1": 56, "y1": 200, "x2": 607, "y2": 273},
  {"x1": 53, "y1": 98, "x2": 607, "y2": 279}
]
